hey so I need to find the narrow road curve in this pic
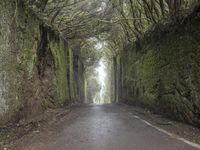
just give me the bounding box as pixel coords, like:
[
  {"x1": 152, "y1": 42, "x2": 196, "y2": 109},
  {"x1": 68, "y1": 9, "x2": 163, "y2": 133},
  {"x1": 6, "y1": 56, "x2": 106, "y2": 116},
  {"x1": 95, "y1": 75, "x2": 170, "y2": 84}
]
[{"x1": 12, "y1": 104, "x2": 199, "y2": 150}]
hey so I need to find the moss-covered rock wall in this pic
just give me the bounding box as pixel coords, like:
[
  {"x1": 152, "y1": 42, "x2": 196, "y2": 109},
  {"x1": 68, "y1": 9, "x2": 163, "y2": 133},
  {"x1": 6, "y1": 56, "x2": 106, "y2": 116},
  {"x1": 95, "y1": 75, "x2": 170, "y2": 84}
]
[
  {"x1": 111, "y1": 56, "x2": 122, "y2": 103},
  {"x1": 121, "y1": 8, "x2": 200, "y2": 126},
  {"x1": 0, "y1": 0, "x2": 85, "y2": 125},
  {"x1": 73, "y1": 55, "x2": 85, "y2": 103}
]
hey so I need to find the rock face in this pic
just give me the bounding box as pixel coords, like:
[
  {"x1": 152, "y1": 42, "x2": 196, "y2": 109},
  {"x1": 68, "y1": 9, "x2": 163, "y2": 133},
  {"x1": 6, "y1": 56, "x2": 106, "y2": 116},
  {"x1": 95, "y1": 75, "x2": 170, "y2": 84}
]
[
  {"x1": 0, "y1": 0, "x2": 85, "y2": 125},
  {"x1": 120, "y1": 7, "x2": 200, "y2": 126}
]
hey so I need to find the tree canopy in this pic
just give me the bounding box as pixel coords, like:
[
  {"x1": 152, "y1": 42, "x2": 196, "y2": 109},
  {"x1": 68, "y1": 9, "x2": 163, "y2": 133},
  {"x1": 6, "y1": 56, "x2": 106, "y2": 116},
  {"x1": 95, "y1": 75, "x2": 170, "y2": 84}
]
[{"x1": 23, "y1": 0, "x2": 199, "y2": 64}]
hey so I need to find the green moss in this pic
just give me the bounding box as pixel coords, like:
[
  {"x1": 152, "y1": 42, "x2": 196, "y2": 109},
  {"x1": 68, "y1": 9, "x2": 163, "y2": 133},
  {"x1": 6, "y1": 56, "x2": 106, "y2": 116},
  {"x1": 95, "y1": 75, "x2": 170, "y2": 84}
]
[
  {"x1": 121, "y1": 14, "x2": 200, "y2": 125},
  {"x1": 140, "y1": 93, "x2": 156, "y2": 108},
  {"x1": 50, "y1": 40, "x2": 69, "y2": 104},
  {"x1": 68, "y1": 47, "x2": 75, "y2": 101}
]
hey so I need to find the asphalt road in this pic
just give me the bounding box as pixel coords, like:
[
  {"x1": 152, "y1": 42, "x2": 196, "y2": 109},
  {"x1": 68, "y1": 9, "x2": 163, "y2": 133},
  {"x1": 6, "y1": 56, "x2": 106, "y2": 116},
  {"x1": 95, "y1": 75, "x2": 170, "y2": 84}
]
[{"x1": 12, "y1": 104, "x2": 200, "y2": 150}]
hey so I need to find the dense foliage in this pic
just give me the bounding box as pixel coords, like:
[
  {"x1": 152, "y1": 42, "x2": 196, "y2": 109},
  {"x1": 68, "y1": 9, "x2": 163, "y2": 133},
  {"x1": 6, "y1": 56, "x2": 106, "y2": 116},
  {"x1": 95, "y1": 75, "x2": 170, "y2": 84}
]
[{"x1": 23, "y1": 0, "x2": 198, "y2": 56}]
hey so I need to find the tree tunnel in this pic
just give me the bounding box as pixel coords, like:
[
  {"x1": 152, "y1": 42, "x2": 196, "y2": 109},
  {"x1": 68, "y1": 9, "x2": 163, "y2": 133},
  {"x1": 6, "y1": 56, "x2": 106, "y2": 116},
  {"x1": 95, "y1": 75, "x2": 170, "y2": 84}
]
[
  {"x1": 1, "y1": 0, "x2": 200, "y2": 141},
  {"x1": 1, "y1": 0, "x2": 200, "y2": 149}
]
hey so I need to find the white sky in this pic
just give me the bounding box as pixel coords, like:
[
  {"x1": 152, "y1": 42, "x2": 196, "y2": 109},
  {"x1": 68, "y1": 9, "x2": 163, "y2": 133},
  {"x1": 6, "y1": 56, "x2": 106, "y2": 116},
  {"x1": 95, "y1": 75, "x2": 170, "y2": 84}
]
[
  {"x1": 95, "y1": 42, "x2": 103, "y2": 50},
  {"x1": 94, "y1": 58, "x2": 107, "y2": 104},
  {"x1": 96, "y1": 59, "x2": 106, "y2": 87}
]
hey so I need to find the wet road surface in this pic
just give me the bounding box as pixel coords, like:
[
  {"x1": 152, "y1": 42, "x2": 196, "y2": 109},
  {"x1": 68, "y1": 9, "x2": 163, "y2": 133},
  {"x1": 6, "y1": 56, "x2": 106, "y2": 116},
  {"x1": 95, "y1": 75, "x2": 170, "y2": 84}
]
[{"x1": 12, "y1": 104, "x2": 200, "y2": 150}]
